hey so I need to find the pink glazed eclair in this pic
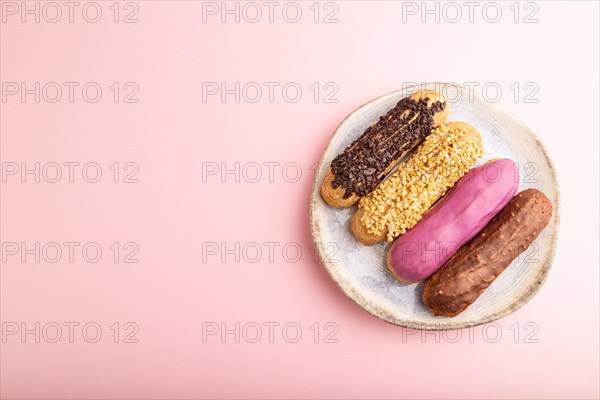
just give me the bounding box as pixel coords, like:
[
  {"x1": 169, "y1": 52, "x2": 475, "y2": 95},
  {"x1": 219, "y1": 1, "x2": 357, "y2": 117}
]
[{"x1": 386, "y1": 158, "x2": 519, "y2": 283}]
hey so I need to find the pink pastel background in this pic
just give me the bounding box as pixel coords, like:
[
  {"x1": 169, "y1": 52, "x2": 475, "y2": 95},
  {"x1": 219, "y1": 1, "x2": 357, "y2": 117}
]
[{"x1": 1, "y1": 1, "x2": 598, "y2": 399}]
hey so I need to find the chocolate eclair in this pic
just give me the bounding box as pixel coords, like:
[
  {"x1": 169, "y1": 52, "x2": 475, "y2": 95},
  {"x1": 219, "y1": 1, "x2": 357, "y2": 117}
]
[
  {"x1": 320, "y1": 90, "x2": 449, "y2": 208},
  {"x1": 422, "y1": 189, "x2": 553, "y2": 317}
]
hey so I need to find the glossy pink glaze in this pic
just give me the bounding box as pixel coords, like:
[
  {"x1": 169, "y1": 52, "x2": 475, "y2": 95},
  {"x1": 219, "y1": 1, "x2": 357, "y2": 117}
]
[{"x1": 388, "y1": 159, "x2": 519, "y2": 283}]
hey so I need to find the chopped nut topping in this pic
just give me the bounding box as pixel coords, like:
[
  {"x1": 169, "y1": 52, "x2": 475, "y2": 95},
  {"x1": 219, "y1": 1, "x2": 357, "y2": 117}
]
[{"x1": 358, "y1": 123, "x2": 483, "y2": 242}]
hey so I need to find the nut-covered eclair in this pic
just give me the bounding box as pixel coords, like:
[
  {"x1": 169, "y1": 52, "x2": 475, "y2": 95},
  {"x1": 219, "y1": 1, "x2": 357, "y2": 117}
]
[
  {"x1": 352, "y1": 121, "x2": 483, "y2": 244},
  {"x1": 423, "y1": 189, "x2": 553, "y2": 317},
  {"x1": 321, "y1": 90, "x2": 449, "y2": 208},
  {"x1": 387, "y1": 159, "x2": 519, "y2": 283}
]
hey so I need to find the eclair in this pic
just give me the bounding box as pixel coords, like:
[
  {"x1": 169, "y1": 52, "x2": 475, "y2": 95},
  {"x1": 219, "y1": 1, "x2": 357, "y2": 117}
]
[
  {"x1": 321, "y1": 90, "x2": 449, "y2": 208},
  {"x1": 423, "y1": 189, "x2": 553, "y2": 317},
  {"x1": 352, "y1": 121, "x2": 483, "y2": 244},
  {"x1": 386, "y1": 159, "x2": 519, "y2": 283}
]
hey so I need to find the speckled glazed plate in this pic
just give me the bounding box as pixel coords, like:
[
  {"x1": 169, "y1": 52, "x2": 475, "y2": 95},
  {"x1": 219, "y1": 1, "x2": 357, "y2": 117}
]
[{"x1": 310, "y1": 82, "x2": 560, "y2": 330}]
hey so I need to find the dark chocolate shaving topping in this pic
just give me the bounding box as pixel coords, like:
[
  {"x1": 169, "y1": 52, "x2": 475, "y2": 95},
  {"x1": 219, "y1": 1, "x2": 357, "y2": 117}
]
[{"x1": 331, "y1": 97, "x2": 445, "y2": 198}]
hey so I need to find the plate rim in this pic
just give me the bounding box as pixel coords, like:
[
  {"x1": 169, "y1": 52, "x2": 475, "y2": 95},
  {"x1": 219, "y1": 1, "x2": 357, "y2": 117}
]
[{"x1": 309, "y1": 82, "x2": 561, "y2": 330}]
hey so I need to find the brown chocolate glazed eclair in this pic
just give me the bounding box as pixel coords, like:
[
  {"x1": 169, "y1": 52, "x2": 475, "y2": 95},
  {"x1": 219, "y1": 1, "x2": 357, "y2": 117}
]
[
  {"x1": 423, "y1": 189, "x2": 553, "y2": 317},
  {"x1": 320, "y1": 90, "x2": 449, "y2": 208}
]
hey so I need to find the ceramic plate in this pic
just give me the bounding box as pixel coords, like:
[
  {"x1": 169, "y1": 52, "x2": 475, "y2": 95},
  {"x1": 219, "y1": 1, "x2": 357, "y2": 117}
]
[{"x1": 310, "y1": 82, "x2": 560, "y2": 330}]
